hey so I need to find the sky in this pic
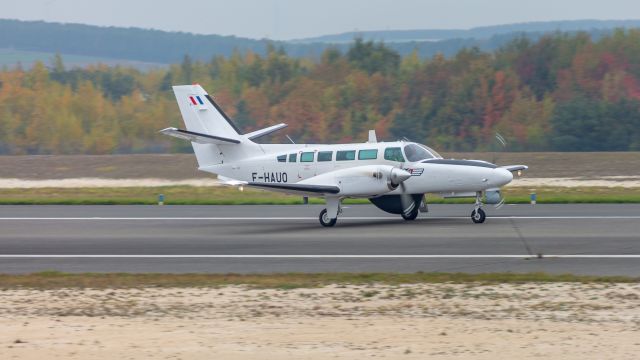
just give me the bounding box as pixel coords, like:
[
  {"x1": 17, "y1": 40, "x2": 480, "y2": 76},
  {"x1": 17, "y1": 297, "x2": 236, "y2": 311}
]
[{"x1": 1, "y1": 0, "x2": 640, "y2": 40}]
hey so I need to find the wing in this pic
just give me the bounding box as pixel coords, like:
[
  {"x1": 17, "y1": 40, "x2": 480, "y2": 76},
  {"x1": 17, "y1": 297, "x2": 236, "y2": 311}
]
[
  {"x1": 500, "y1": 165, "x2": 528, "y2": 172},
  {"x1": 160, "y1": 127, "x2": 241, "y2": 145},
  {"x1": 247, "y1": 182, "x2": 340, "y2": 196},
  {"x1": 244, "y1": 123, "x2": 288, "y2": 141}
]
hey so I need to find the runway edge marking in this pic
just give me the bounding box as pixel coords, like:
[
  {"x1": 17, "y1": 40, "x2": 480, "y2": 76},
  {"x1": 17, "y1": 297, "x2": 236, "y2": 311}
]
[
  {"x1": 1, "y1": 216, "x2": 639, "y2": 220},
  {"x1": 1, "y1": 255, "x2": 639, "y2": 258}
]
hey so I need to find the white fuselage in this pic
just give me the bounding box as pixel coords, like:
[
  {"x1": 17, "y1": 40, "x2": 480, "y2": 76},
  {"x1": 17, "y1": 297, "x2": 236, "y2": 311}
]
[
  {"x1": 202, "y1": 140, "x2": 513, "y2": 197},
  {"x1": 165, "y1": 84, "x2": 525, "y2": 225}
]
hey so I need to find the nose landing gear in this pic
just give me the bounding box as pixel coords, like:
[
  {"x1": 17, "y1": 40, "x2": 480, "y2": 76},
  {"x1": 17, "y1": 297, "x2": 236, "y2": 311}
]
[{"x1": 471, "y1": 191, "x2": 486, "y2": 224}]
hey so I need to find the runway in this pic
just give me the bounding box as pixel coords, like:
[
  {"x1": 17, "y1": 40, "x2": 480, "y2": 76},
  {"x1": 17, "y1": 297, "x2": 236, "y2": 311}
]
[{"x1": 0, "y1": 204, "x2": 639, "y2": 275}]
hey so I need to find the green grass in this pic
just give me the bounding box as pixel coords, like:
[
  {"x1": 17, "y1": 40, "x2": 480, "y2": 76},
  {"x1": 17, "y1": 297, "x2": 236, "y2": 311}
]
[
  {"x1": 0, "y1": 271, "x2": 637, "y2": 289},
  {"x1": 0, "y1": 186, "x2": 639, "y2": 205}
]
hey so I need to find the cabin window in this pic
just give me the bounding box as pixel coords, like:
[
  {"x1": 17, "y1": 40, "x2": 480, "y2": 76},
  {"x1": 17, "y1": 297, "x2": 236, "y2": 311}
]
[
  {"x1": 336, "y1": 150, "x2": 356, "y2": 161},
  {"x1": 300, "y1": 152, "x2": 315, "y2": 162},
  {"x1": 358, "y1": 149, "x2": 378, "y2": 160},
  {"x1": 277, "y1": 155, "x2": 286, "y2": 162},
  {"x1": 317, "y1": 151, "x2": 333, "y2": 162},
  {"x1": 288, "y1": 153, "x2": 297, "y2": 162},
  {"x1": 384, "y1": 147, "x2": 405, "y2": 162}
]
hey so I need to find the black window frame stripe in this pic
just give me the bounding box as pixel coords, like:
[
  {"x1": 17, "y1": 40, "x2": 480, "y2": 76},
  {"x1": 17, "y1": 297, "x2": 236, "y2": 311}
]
[
  {"x1": 248, "y1": 182, "x2": 340, "y2": 194},
  {"x1": 422, "y1": 159, "x2": 497, "y2": 169}
]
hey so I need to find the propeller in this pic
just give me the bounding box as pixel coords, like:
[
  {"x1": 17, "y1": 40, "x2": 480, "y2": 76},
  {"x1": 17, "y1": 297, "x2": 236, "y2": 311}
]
[
  {"x1": 389, "y1": 167, "x2": 411, "y2": 187},
  {"x1": 393, "y1": 165, "x2": 415, "y2": 216},
  {"x1": 376, "y1": 167, "x2": 415, "y2": 215},
  {"x1": 491, "y1": 132, "x2": 507, "y2": 209},
  {"x1": 399, "y1": 181, "x2": 416, "y2": 216},
  {"x1": 492, "y1": 132, "x2": 507, "y2": 164}
]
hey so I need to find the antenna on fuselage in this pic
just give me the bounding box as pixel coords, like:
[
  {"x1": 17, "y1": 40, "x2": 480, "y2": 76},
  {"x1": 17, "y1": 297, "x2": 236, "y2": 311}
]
[
  {"x1": 285, "y1": 135, "x2": 296, "y2": 144},
  {"x1": 367, "y1": 129, "x2": 377, "y2": 143}
]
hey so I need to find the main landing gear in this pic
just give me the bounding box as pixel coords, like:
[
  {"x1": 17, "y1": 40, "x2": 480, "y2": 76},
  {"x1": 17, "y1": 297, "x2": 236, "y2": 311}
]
[
  {"x1": 471, "y1": 191, "x2": 486, "y2": 224},
  {"x1": 319, "y1": 209, "x2": 337, "y2": 227},
  {"x1": 319, "y1": 197, "x2": 341, "y2": 227}
]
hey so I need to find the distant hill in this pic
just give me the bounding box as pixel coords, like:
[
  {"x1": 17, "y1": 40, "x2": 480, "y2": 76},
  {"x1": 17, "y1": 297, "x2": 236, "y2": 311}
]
[
  {"x1": 1, "y1": 18, "x2": 639, "y2": 68},
  {"x1": 0, "y1": 19, "x2": 274, "y2": 65},
  {"x1": 293, "y1": 19, "x2": 640, "y2": 43},
  {"x1": 0, "y1": 48, "x2": 166, "y2": 70}
]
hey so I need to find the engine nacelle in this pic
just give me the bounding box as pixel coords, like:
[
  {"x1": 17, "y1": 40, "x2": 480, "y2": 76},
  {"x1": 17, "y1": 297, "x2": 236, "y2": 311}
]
[
  {"x1": 369, "y1": 194, "x2": 425, "y2": 214},
  {"x1": 484, "y1": 189, "x2": 502, "y2": 204},
  {"x1": 300, "y1": 165, "x2": 411, "y2": 197}
]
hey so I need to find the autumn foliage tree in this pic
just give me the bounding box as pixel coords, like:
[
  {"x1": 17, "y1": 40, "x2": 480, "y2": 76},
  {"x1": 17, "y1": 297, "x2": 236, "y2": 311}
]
[{"x1": 1, "y1": 32, "x2": 640, "y2": 155}]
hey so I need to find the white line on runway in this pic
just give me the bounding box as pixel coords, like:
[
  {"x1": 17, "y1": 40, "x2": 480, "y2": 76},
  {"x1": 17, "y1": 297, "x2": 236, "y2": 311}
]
[
  {"x1": 0, "y1": 216, "x2": 639, "y2": 220},
  {"x1": 1, "y1": 255, "x2": 639, "y2": 258}
]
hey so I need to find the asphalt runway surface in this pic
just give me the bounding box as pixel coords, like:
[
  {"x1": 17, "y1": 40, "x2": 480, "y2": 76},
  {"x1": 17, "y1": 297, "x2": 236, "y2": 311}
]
[{"x1": 0, "y1": 204, "x2": 639, "y2": 275}]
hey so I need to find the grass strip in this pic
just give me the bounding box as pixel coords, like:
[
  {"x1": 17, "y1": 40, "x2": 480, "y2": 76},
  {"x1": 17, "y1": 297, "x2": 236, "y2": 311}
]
[
  {"x1": 0, "y1": 271, "x2": 637, "y2": 289},
  {"x1": 0, "y1": 186, "x2": 639, "y2": 205}
]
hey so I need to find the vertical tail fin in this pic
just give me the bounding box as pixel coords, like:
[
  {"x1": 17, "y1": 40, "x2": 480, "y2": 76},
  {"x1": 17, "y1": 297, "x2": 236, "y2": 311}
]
[
  {"x1": 172, "y1": 84, "x2": 242, "y2": 140},
  {"x1": 172, "y1": 84, "x2": 243, "y2": 168}
]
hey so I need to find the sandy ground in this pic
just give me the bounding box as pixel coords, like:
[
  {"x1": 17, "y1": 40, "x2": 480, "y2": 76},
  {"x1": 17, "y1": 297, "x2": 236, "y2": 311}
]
[
  {"x1": 0, "y1": 152, "x2": 638, "y2": 189},
  {"x1": 1, "y1": 176, "x2": 640, "y2": 188},
  {"x1": 507, "y1": 176, "x2": 640, "y2": 188},
  {"x1": 1, "y1": 283, "x2": 639, "y2": 359},
  {"x1": 0, "y1": 178, "x2": 221, "y2": 188},
  {"x1": 1, "y1": 153, "x2": 639, "y2": 180}
]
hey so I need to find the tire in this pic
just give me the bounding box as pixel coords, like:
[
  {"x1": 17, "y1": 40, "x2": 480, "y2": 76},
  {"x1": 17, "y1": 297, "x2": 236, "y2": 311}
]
[
  {"x1": 401, "y1": 206, "x2": 419, "y2": 221},
  {"x1": 471, "y1": 208, "x2": 486, "y2": 224},
  {"x1": 319, "y1": 209, "x2": 337, "y2": 227}
]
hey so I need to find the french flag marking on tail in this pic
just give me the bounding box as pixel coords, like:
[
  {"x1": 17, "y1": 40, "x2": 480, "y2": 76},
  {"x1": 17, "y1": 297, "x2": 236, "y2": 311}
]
[{"x1": 189, "y1": 95, "x2": 206, "y2": 108}]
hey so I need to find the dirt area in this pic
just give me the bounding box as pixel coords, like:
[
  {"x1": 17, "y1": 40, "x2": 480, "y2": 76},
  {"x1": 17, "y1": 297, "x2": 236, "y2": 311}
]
[
  {"x1": 445, "y1": 151, "x2": 640, "y2": 178},
  {"x1": 1, "y1": 176, "x2": 640, "y2": 188},
  {"x1": 508, "y1": 176, "x2": 640, "y2": 188},
  {"x1": 0, "y1": 152, "x2": 638, "y2": 180},
  {"x1": 0, "y1": 154, "x2": 200, "y2": 180},
  {"x1": 1, "y1": 283, "x2": 638, "y2": 359},
  {"x1": 0, "y1": 178, "x2": 220, "y2": 188}
]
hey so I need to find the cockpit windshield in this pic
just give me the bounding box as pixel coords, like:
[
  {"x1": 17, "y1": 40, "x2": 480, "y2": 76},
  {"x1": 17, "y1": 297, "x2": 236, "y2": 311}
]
[
  {"x1": 422, "y1": 145, "x2": 442, "y2": 159},
  {"x1": 403, "y1": 143, "x2": 442, "y2": 162}
]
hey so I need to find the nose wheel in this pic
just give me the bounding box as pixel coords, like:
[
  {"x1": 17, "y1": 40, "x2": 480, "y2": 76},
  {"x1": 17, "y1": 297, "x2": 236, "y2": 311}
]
[
  {"x1": 471, "y1": 191, "x2": 486, "y2": 224},
  {"x1": 471, "y1": 208, "x2": 486, "y2": 223}
]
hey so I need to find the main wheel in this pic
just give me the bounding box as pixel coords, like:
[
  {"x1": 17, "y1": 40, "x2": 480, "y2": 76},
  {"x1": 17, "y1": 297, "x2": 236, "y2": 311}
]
[
  {"x1": 319, "y1": 209, "x2": 337, "y2": 227},
  {"x1": 471, "y1": 208, "x2": 486, "y2": 224},
  {"x1": 401, "y1": 206, "x2": 419, "y2": 221}
]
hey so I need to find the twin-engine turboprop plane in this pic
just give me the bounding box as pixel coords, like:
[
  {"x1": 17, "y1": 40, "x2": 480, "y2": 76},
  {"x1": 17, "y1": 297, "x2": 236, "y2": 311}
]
[{"x1": 161, "y1": 84, "x2": 527, "y2": 227}]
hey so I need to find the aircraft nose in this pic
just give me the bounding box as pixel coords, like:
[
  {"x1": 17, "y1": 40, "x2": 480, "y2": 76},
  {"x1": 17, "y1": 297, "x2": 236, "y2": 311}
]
[{"x1": 492, "y1": 168, "x2": 513, "y2": 186}]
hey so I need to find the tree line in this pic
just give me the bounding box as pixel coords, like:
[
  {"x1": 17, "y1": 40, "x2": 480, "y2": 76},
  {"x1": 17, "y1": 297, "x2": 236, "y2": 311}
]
[{"x1": 1, "y1": 31, "x2": 640, "y2": 155}]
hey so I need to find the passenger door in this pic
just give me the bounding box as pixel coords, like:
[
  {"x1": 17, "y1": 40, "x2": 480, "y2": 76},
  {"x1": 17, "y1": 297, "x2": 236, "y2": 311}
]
[{"x1": 298, "y1": 151, "x2": 316, "y2": 180}]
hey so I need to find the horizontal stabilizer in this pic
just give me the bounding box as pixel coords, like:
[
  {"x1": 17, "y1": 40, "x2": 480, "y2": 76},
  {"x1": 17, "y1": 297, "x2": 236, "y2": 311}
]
[
  {"x1": 245, "y1": 123, "x2": 288, "y2": 141},
  {"x1": 248, "y1": 182, "x2": 340, "y2": 194},
  {"x1": 160, "y1": 127, "x2": 241, "y2": 144},
  {"x1": 500, "y1": 165, "x2": 528, "y2": 172}
]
